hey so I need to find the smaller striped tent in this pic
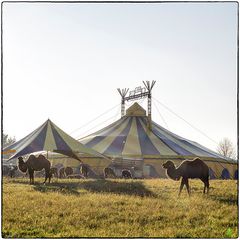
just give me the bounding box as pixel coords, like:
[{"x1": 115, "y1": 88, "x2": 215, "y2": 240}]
[
  {"x1": 79, "y1": 103, "x2": 238, "y2": 179},
  {"x1": 3, "y1": 119, "x2": 108, "y2": 164}
]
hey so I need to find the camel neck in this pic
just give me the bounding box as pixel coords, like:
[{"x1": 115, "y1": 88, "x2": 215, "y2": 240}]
[{"x1": 167, "y1": 166, "x2": 180, "y2": 180}]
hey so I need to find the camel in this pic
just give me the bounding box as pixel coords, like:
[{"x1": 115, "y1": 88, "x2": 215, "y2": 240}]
[
  {"x1": 162, "y1": 158, "x2": 209, "y2": 196},
  {"x1": 65, "y1": 167, "x2": 73, "y2": 176},
  {"x1": 59, "y1": 167, "x2": 73, "y2": 178},
  {"x1": 18, "y1": 155, "x2": 51, "y2": 184}
]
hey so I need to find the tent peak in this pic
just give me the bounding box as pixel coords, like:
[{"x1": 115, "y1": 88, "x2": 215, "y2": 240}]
[
  {"x1": 3, "y1": 118, "x2": 108, "y2": 161},
  {"x1": 126, "y1": 102, "x2": 146, "y2": 116},
  {"x1": 46, "y1": 119, "x2": 53, "y2": 125}
]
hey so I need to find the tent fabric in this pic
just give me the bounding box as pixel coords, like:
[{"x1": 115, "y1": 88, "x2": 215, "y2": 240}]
[
  {"x1": 80, "y1": 105, "x2": 233, "y2": 162},
  {"x1": 79, "y1": 103, "x2": 237, "y2": 178},
  {"x1": 3, "y1": 119, "x2": 107, "y2": 161}
]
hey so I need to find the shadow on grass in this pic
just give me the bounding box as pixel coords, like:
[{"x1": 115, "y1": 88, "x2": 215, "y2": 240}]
[
  {"x1": 33, "y1": 182, "x2": 81, "y2": 196},
  {"x1": 8, "y1": 179, "x2": 157, "y2": 198},
  {"x1": 8, "y1": 179, "x2": 82, "y2": 196},
  {"x1": 79, "y1": 179, "x2": 157, "y2": 197},
  {"x1": 209, "y1": 194, "x2": 238, "y2": 205}
]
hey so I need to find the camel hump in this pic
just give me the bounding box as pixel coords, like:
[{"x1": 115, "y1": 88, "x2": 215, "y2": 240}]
[
  {"x1": 192, "y1": 158, "x2": 207, "y2": 166},
  {"x1": 26, "y1": 154, "x2": 51, "y2": 170},
  {"x1": 28, "y1": 154, "x2": 37, "y2": 161},
  {"x1": 38, "y1": 154, "x2": 48, "y2": 161},
  {"x1": 186, "y1": 158, "x2": 209, "y2": 172},
  {"x1": 192, "y1": 157, "x2": 203, "y2": 163},
  {"x1": 180, "y1": 158, "x2": 207, "y2": 169},
  {"x1": 39, "y1": 155, "x2": 51, "y2": 167}
]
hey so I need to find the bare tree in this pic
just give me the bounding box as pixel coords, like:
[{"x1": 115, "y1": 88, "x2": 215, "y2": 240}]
[
  {"x1": 217, "y1": 138, "x2": 236, "y2": 159},
  {"x1": 2, "y1": 133, "x2": 16, "y2": 159},
  {"x1": 3, "y1": 133, "x2": 16, "y2": 148}
]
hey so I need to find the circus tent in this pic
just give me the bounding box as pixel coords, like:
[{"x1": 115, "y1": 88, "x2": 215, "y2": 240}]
[
  {"x1": 3, "y1": 119, "x2": 109, "y2": 168},
  {"x1": 79, "y1": 103, "x2": 238, "y2": 179}
]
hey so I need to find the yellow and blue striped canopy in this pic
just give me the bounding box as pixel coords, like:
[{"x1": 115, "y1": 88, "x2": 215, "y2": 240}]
[
  {"x1": 79, "y1": 104, "x2": 234, "y2": 163},
  {"x1": 3, "y1": 119, "x2": 106, "y2": 161}
]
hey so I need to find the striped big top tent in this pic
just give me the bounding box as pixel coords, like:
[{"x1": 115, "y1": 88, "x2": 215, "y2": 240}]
[
  {"x1": 79, "y1": 103, "x2": 238, "y2": 179},
  {"x1": 3, "y1": 119, "x2": 108, "y2": 163}
]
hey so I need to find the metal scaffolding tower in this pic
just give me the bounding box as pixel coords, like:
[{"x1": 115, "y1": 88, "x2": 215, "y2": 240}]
[{"x1": 117, "y1": 80, "x2": 156, "y2": 130}]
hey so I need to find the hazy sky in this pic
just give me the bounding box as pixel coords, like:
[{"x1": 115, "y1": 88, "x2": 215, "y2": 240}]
[{"x1": 2, "y1": 2, "x2": 238, "y2": 153}]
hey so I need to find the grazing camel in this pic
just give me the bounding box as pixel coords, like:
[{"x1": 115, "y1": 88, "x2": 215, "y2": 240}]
[
  {"x1": 162, "y1": 158, "x2": 209, "y2": 196},
  {"x1": 59, "y1": 167, "x2": 73, "y2": 178},
  {"x1": 18, "y1": 155, "x2": 51, "y2": 184},
  {"x1": 65, "y1": 167, "x2": 73, "y2": 176}
]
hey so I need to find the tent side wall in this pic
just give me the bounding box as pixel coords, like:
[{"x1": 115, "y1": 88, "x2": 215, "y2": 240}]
[
  {"x1": 47, "y1": 153, "x2": 238, "y2": 179},
  {"x1": 144, "y1": 158, "x2": 238, "y2": 179},
  {"x1": 47, "y1": 154, "x2": 110, "y2": 176}
]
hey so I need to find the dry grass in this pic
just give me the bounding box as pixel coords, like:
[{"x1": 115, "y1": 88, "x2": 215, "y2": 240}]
[{"x1": 2, "y1": 178, "x2": 238, "y2": 238}]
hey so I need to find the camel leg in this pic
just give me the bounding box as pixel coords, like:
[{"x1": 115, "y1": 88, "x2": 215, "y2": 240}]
[
  {"x1": 201, "y1": 178, "x2": 209, "y2": 194},
  {"x1": 179, "y1": 178, "x2": 185, "y2": 196},
  {"x1": 44, "y1": 169, "x2": 50, "y2": 184},
  {"x1": 29, "y1": 169, "x2": 32, "y2": 184},
  {"x1": 206, "y1": 179, "x2": 210, "y2": 194},
  {"x1": 48, "y1": 170, "x2": 52, "y2": 184},
  {"x1": 32, "y1": 170, "x2": 35, "y2": 184},
  {"x1": 200, "y1": 178, "x2": 206, "y2": 194},
  {"x1": 28, "y1": 168, "x2": 34, "y2": 184},
  {"x1": 185, "y1": 178, "x2": 190, "y2": 196}
]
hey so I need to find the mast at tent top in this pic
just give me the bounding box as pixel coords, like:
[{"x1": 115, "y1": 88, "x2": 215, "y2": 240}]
[
  {"x1": 117, "y1": 88, "x2": 129, "y2": 117},
  {"x1": 143, "y1": 80, "x2": 156, "y2": 130},
  {"x1": 117, "y1": 80, "x2": 156, "y2": 130}
]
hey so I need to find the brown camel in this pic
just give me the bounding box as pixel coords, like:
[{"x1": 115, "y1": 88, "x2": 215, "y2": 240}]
[
  {"x1": 65, "y1": 167, "x2": 73, "y2": 176},
  {"x1": 162, "y1": 158, "x2": 209, "y2": 196},
  {"x1": 18, "y1": 155, "x2": 51, "y2": 184},
  {"x1": 59, "y1": 167, "x2": 73, "y2": 178}
]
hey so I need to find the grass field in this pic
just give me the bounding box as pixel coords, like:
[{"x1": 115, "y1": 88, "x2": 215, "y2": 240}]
[{"x1": 2, "y1": 177, "x2": 238, "y2": 238}]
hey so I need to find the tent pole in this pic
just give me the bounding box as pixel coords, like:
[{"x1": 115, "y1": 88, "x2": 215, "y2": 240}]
[{"x1": 47, "y1": 151, "x2": 48, "y2": 159}]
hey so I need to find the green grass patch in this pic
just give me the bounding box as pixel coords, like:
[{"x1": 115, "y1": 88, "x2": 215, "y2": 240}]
[{"x1": 2, "y1": 178, "x2": 238, "y2": 238}]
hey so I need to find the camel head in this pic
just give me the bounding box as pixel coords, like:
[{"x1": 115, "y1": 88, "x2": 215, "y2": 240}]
[
  {"x1": 162, "y1": 161, "x2": 175, "y2": 169},
  {"x1": 162, "y1": 161, "x2": 181, "y2": 181},
  {"x1": 18, "y1": 157, "x2": 28, "y2": 173}
]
